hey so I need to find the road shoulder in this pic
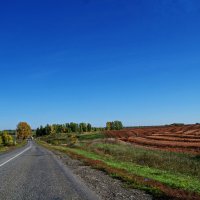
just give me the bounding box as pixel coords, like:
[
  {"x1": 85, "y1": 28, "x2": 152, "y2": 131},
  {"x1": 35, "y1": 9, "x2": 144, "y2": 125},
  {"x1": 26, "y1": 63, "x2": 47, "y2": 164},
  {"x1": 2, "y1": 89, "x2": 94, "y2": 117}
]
[{"x1": 40, "y1": 144, "x2": 152, "y2": 200}]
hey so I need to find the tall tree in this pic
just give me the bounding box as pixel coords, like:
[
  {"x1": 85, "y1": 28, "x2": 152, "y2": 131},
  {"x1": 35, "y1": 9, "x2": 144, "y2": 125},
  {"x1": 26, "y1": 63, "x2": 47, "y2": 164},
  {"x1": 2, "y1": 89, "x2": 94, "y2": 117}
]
[
  {"x1": 106, "y1": 122, "x2": 112, "y2": 130},
  {"x1": 87, "y1": 123, "x2": 92, "y2": 132},
  {"x1": 45, "y1": 124, "x2": 51, "y2": 135},
  {"x1": 16, "y1": 122, "x2": 32, "y2": 139},
  {"x1": 113, "y1": 121, "x2": 123, "y2": 130},
  {"x1": 79, "y1": 123, "x2": 87, "y2": 132},
  {"x1": 50, "y1": 125, "x2": 56, "y2": 136},
  {"x1": 0, "y1": 135, "x2": 3, "y2": 145},
  {"x1": 70, "y1": 122, "x2": 79, "y2": 132},
  {"x1": 106, "y1": 121, "x2": 123, "y2": 130}
]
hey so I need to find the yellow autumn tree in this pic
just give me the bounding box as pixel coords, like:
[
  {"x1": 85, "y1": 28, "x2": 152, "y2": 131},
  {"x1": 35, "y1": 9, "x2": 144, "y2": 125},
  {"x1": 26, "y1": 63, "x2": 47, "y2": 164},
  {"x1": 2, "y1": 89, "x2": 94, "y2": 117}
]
[{"x1": 16, "y1": 122, "x2": 32, "y2": 139}]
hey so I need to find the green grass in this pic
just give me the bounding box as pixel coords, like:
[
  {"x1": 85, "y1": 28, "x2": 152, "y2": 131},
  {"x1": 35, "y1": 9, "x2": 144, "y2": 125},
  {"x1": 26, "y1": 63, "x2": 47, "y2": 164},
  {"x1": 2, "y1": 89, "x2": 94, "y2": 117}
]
[
  {"x1": 77, "y1": 132, "x2": 105, "y2": 141},
  {"x1": 38, "y1": 132, "x2": 200, "y2": 199},
  {"x1": 38, "y1": 140, "x2": 200, "y2": 195},
  {"x1": 41, "y1": 132, "x2": 105, "y2": 144},
  {"x1": 0, "y1": 145, "x2": 9, "y2": 153},
  {"x1": 87, "y1": 142, "x2": 200, "y2": 179},
  {"x1": 68, "y1": 148, "x2": 200, "y2": 194},
  {"x1": 0, "y1": 140, "x2": 27, "y2": 153}
]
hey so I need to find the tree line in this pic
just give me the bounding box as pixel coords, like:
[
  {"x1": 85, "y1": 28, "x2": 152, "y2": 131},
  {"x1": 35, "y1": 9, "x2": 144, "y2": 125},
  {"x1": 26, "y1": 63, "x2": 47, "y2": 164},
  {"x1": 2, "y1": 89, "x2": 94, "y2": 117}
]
[
  {"x1": 35, "y1": 122, "x2": 104, "y2": 137},
  {"x1": 1, "y1": 120, "x2": 124, "y2": 146}
]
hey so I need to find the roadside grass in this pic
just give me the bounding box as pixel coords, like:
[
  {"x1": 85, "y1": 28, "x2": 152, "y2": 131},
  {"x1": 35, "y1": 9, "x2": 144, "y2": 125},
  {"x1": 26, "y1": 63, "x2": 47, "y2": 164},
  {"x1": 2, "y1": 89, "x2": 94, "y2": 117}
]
[
  {"x1": 0, "y1": 146, "x2": 9, "y2": 153},
  {"x1": 41, "y1": 132, "x2": 105, "y2": 145},
  {"x1": 86, "y1": 142, "x2": 200, "y2": 179},
  {"x1": 38, "y1": 140, "x2": 200, "y2": 199},
  {"x1": 77, "y1": 132, "x2": 106, "y2": 141},
  {"x1": 0, "y1": 140, "x2": 27, "y2": 153}
]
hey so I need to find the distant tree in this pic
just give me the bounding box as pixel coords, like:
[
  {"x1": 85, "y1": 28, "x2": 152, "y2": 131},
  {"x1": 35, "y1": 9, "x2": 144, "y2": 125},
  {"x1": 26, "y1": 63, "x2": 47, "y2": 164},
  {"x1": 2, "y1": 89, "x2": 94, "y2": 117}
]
[
  {"x1": 79, "y1": 123, "x2": 87, "y2": 132},
  {"x1": 16, "y1": 122, "x2": 32, "y2": 139},
  {"x1": 37, "y1": 126, "x2": 45, "y2": 136},
  {"x1": 36, "y1": 128, "x2": 40, "y2": 137},
  {"x1": 106, "y1": 122, "x2": 112, "y2": 130},
  {"x1": 57, "y1": 124, "x2": 63, "y2": 133},
  {"x1": 118, "y1": 121, "x2": 123, "y2": 129},
  {"x1": 45, "y1": 124, "x2": 51, "y2": 135},
  {"x1": 111, "y1": 122, "x2": 115, "y2": 130},
  {"x1": 87, "y1": 123, "x2": 92, "y2": 132},
  {"x1": 50, "y1": 125, "x2": 56, "y2": 136},
  {"x1": 0, "y1": 135, "x2": 3, "y2": 145},
  {"x1": 113, "y1": 121, "x2": 123, "y2": 130},
  {"x1": 70, "y1": 122, "x2": 79, "y2": 132},
  {"x1": 106, "y1": 121, "x2": 123, "y2": 130},
  {"x1": 79, "y1": 124, "x2": 83, "y2": 133},
  {"x1": 62, "y1": 124, "x2": 68, "y2": 133},
  {"x1": 51, "y1": 124, "x2": 59, "y2": 133}
]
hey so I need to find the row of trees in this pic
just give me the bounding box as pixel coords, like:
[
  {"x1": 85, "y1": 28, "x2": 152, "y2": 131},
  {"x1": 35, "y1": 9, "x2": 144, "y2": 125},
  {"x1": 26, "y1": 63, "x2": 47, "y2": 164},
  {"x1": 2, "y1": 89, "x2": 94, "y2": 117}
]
[
  {"x1": 1, "y1": 120, "x2": 124, "y2": 144},
  {"x1": 106, "y1": 121, "x2": 123, "y2": 130},
  {"x1": 36, "y1": 122, "x2": 95, "y2": 137}
]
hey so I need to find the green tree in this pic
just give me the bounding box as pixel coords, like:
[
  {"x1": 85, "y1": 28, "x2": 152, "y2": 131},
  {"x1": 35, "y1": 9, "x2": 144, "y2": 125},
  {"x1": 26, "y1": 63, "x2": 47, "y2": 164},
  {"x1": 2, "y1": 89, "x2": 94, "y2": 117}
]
[
  {"x1": 79, "y1": 123, "x2": 87, "y2": 132},
  {"x1": 106, "y1": 122, "x2": 113, "y2": 130},
  {"x1": 50, "y1": 125, "x2": 56, "y2": 136},
  {"x1": 70, "y1": 123, "x2": 79, "y2": 132},
  {"x1": 113, "y1": 121, "x2": 123, "y2": 130},
  {"x1": 106, "y1": 121, "x2": 123, "y2": 130},
  {"x1": 0, "y1": 135, "x2": 3, "y2": 145},
  {"x1": 36, "y1": 128, "x2": 40, "y2": 137},
  {"x1": 2, "y1": 131, "x2": 14, "y2": 146},
  {"x1": 87, "y1": 123, "x2": 92, "y2": 132},
  {"x1": 16, "y1": 122, "x2": 32, "y2": 139},
  {"x1": 45, "y1": 124, "x2": 51, "y2": 135},
  {"x1": 79, "y1": 124, "x2": 83, "y2": 133}
]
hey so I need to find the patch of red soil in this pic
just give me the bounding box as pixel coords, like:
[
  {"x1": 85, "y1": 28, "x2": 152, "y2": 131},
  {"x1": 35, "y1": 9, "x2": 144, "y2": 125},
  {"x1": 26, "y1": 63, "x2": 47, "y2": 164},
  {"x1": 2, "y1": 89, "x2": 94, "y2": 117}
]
[{"x1": 104, "y1": 124, "x2": 200, "y2": 154}]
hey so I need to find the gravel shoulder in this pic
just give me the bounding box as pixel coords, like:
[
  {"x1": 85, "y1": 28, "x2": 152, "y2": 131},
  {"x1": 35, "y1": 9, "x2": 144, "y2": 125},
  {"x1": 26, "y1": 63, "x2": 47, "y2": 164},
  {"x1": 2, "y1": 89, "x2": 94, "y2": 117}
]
[{"x1": 50, "y1": 148, "x2": 152, "y2": 200}]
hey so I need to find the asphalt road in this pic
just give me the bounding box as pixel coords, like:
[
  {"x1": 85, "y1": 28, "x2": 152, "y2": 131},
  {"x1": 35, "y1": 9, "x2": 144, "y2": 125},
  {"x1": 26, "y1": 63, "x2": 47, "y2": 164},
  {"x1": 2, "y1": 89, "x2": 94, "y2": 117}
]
[{"x1": 0, "y1": 141, "x2": 99, "y2": 200}]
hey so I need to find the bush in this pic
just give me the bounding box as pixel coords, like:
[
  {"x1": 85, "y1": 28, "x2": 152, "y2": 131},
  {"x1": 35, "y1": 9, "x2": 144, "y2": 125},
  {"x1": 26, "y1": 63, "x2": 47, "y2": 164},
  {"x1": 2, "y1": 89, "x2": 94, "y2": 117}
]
[
  {"x1": 0, "y1": 136, "x2": 3, "y2": 146},
  {"x1": 2, "y1": 132, "x2": 14, "y2": 146},
  {"x1": 66, "y1": 134, "x2": 78, "y2": 147}
]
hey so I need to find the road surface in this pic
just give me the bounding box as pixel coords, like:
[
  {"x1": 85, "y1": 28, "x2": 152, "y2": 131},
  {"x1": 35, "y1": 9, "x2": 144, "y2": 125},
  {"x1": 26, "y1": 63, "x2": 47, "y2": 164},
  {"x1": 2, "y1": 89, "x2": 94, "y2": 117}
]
[{"x1": 0, "y1": 141, "x2": 99, "y2": 200}]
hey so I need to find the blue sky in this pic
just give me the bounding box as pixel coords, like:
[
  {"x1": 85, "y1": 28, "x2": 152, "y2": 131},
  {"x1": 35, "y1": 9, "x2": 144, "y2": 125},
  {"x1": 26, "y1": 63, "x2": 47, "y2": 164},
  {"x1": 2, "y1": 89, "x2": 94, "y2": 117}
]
[{"x1": 0, "y1": 0, "x2": 200, "y2": 129}]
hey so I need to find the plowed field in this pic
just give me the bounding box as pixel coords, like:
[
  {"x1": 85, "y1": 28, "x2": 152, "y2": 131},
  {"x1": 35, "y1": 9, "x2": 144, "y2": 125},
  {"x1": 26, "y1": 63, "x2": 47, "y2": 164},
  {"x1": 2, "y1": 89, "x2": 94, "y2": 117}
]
[{"x1": 105, "y1": 124, "x2": 200, "y2": 154}]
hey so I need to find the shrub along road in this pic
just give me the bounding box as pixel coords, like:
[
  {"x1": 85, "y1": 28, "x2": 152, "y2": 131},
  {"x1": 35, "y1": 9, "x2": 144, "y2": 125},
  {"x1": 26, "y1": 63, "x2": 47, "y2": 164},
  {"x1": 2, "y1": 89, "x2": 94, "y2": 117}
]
[{"x1": 0, "y1": 141, "x2": 99, "y2": 200}]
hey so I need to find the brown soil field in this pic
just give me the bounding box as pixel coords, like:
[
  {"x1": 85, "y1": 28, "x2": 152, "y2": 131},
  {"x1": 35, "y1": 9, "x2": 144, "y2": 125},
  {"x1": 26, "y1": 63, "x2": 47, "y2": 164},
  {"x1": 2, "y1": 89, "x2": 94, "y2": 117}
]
[
  {"x1": 104, "y1": 124, "x2": 200, "y2": 154},
  {"x1": 145, "y1": 135, "x2": 200, "y2": 142}
]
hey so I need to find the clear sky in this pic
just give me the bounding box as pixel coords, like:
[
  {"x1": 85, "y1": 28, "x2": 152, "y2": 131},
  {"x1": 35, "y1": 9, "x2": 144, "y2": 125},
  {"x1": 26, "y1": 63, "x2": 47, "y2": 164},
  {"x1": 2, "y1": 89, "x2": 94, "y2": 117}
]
[{"x1": 0, "y1": 0, "x2": 200, "y2": 130}]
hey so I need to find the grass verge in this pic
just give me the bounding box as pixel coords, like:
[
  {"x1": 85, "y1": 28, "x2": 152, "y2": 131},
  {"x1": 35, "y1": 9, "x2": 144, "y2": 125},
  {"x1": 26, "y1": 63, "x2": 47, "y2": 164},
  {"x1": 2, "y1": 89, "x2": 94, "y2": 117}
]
[
  {"x1": 0, "y1": 140, "x2": 27, "y2": 154},
  {"x1": 38, "y1": 140, "x2": 200, "y2": 200},
  {"x1": 87, "y1": 142, "x2": 200, "y2": 179},
  {"x1": 77, "y1": 132, "x2": 106, "y2": 141}
]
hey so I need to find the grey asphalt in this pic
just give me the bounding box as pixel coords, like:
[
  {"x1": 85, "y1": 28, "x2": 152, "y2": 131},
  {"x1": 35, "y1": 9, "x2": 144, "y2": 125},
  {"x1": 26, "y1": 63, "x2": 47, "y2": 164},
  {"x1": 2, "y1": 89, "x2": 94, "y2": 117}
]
[{"x1": 0, "y1": 141, "x2": 100, "y2": 200}]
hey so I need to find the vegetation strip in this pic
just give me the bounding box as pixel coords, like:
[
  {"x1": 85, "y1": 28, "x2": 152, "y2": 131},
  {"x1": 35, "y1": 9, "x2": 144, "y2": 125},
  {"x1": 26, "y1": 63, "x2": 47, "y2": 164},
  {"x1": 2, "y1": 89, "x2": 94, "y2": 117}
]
[
  {"x1": 0, "y1": 140, "x2": 27, "y2": 154},
  {"x1": 39, "y1": 141, "x2": 200, "y2": 200}
]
